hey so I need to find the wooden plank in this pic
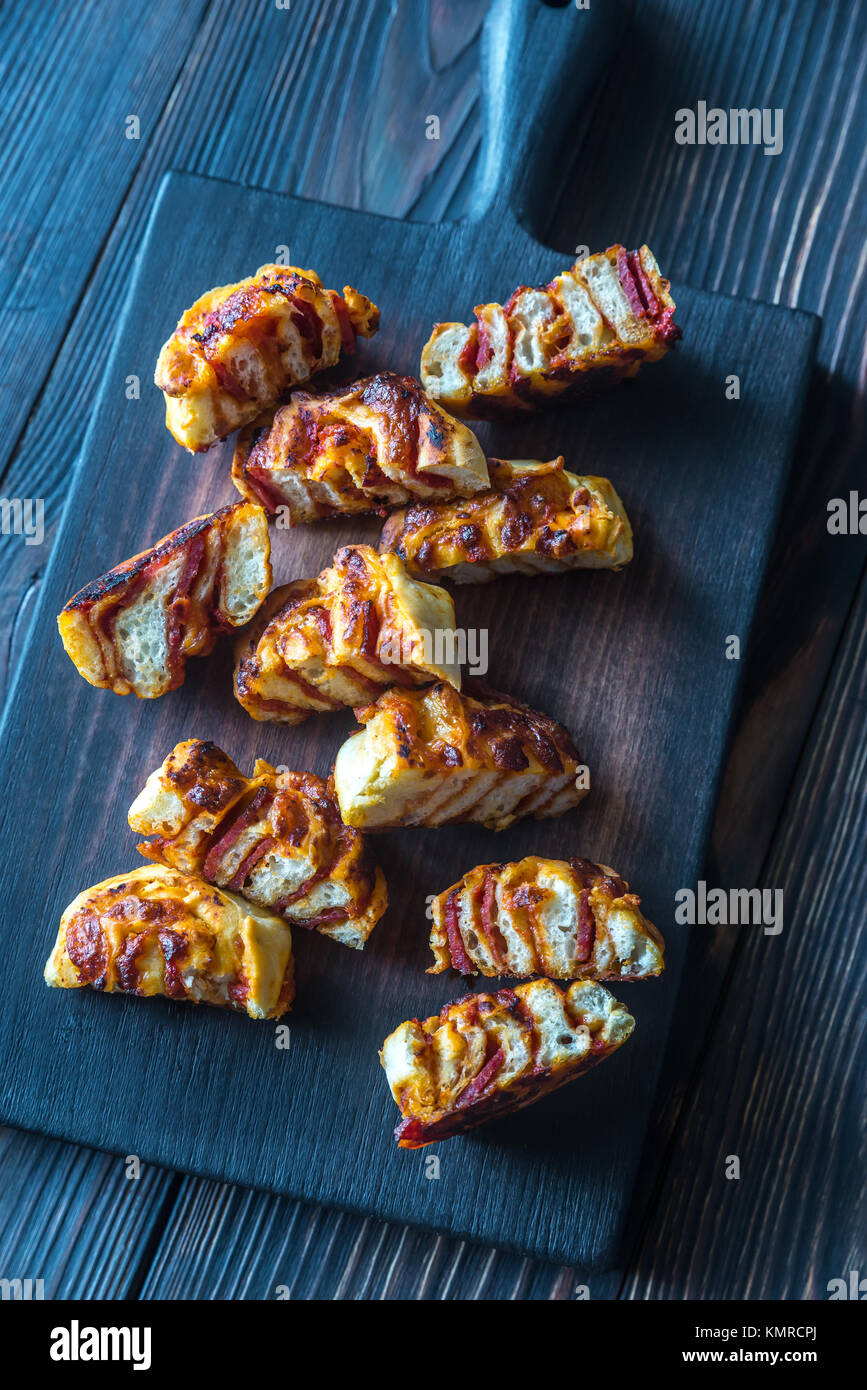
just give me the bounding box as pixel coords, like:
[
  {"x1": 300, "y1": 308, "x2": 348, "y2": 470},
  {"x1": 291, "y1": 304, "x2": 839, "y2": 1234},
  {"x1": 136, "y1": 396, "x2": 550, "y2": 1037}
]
[
  {"x1": 0, "y1": 0, "x2": 497, "y2": 1301},
  {"x1": 120, "y1": 0, "x2": 867, "y2": 1294},
  {"x1": 555, "y1": 0, "x2": 867, "y2": 889},
  {"x1": 557, "y1": 0, "x2": 867, "y2": 1298}
]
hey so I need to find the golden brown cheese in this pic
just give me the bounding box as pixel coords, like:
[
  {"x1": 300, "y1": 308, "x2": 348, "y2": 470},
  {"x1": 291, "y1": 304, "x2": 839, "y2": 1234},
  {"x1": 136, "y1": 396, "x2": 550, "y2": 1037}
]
[
  {"x1": 129, "y1": 740, "x2": 387, "y2": 950},
  {"x1": 44, "y1": 865, "x2": 294, "y2": 1020},
  {"x1": 234, "y1": 544, "x2": 461, "y2": 724},
  {"x1": 380, "y1": 457, "x2": 632, "y2": 583},
  {"x1": 231, "y1": 372, "x2": 489, "y2": 521},
  {"x1": 154, "y1": 263, "x2": 379, "y2": 452},
  {"x1": 333, "y1": 682, "x2": 587, "y2": 831},
  {"x1": 428, "y1": 856, "x2": 664, "y2": 979},
  {"x1": 380, "y1": 978, "x2": 634, "y2": 1146},
  {"x1": 420, "y1": 245, "x2": 679, "y2": 418},
  {"x1": 57, "y1": 501, "x2": 271, "y2": 699}
]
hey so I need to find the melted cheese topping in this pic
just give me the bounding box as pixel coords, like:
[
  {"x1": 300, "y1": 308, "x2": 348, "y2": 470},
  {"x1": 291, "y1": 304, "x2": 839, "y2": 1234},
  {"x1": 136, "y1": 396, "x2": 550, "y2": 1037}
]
[
  {"x1": 333, "y1": 682, "x2": 586, "y2": 831},
  {"x1": 428, "y1": 855, "x2": 664, "y2": 979},
  {"x1": 231, "y1": 372, "x2": 489, "y2": 522},
  {"x1": 129, "y1": 740, "x2": 386, "y2": 949},
  {"x1": 155, "y1": 263, "x2": 379, "y2": 452},
  {"x1": 44, "y1": 865, "x2": 294, "y2": 1020}
]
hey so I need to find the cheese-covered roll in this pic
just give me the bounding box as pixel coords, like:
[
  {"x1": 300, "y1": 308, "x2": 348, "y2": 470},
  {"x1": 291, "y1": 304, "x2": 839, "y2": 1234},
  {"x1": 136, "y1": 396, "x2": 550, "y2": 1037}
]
[
  {"x1": 234, "y1": 545, "x2": 461, "y2": 724},
  {"x1": 333, "y1": 682, "x2": 586, "y2": 831},
  {"x1": 420, "y1": 245, "x2": 679, "y2": 419},
  {"x1": 380, "y1": 979, "x2": 634, "y2": 1147},
  {"x1": 380, "y1": 458, "x2": 632, "y2": 583},
  {"x1": 231, "y1": 372, "x2": 490, "y2": 521},
  {"x1": 155, "y1": 263, "x2": 379, "y2": 452},
  {"x1": 428, "y1": 856, "x2": 664, "y2": 979},
  {"x1": 129, "y1": 740, "x2": 387, "y2": 950},
  {"x1": 57, "y1": 501, "x2": 271, "y2": 699},
  {"x1": 44, "y1": 865, "x2": 294, "y2": 1020}
]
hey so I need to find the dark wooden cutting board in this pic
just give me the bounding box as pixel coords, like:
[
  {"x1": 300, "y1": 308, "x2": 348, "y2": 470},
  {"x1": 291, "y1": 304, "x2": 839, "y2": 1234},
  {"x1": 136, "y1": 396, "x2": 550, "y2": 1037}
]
[{"x1": 0, "y1": 0, "x2": 818, "y2": 1268}]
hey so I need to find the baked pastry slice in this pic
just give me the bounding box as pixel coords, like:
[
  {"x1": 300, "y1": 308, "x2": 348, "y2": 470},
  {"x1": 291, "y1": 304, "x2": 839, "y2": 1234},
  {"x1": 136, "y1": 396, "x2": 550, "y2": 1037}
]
[
  {"x1": 380, "y1": 979, "x2": 634, "y2": 1147},
  {"x1": 44, "y1": 864, "x2": 294, "y2": 1020},
  {"x1": 333, "y1": 682, "x2": 586, "y2": 831},
  {"x1": 129, "y1": 740, "x2": 387, "y2": 949},
  {"x1": 420, "y1": 245, "x2": 679, "y2": 418},
  {"x1": 155, "y1": 263, "x2": 379, "y2": 452},
  {"x1": 380, "y1": 457, "x2": 632, "y2": 582},
  {"x1": 231, "y1": 372, "x2": 489, "y2": 520},
  {"x1": 57, "y1": 501, "x2": 271, "y2": 698},
  {"x1": 234, "y1": 544, "x2": 461, "y2": 724},
  {"x1": 428, "y1": 856, "x2": 664, "y2": 979}
]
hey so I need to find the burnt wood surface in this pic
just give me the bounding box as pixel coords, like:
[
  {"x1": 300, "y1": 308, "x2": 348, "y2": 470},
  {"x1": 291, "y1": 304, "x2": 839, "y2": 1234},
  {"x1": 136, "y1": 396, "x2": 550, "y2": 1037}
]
[{"x1": 0, "y1": 0, "x2": 863, "y2": 1297}]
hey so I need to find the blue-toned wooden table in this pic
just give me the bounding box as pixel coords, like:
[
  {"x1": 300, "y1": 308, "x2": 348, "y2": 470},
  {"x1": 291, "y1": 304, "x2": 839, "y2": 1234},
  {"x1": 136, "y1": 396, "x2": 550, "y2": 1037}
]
[{"x1": 0, "y1": 0, "x2": 863, "y2": 1298}]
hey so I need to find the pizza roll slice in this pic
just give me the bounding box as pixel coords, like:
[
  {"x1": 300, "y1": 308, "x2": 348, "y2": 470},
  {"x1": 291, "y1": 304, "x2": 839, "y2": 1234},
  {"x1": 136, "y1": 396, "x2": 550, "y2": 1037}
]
[
  {"x1": 129, "y1": 739, "x2": 387, "y2": 949},
  {"x1": 155, "y1": 263, "x2": 379, "y2": 452},
  {"x1": 231, "y1": 372, "x2": 489, "y2": 521},
  {"x1": 234, "y1": 544, "x2": 461, "y2": 724},
  {"x1": 333, "y1": 682, "x2": 586, "y2": 831},
  {"x1": 428, "y1": 856, "x2": 664, "y2": 979},
  {"x1": 44, "y1": 864, "x2": 294, "y2": 1020},
  {"x1": 420, "y1": 245, "x2": 679, "y2": 418},
  {"x1": 57, "y1": 501, "x2": 271, "y2": 699},
  {"x1": 380, "y1": 978, "x2": 634, "y2": 1147},
  {"x1": 380, "y1": 457, "x2": 632, "y2": 583}
]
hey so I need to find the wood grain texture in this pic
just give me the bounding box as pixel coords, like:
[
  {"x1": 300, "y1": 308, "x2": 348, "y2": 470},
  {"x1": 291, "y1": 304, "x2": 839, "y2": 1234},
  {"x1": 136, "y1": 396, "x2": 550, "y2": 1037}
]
[
  {"x1": 0, "y1": 0, "x2": 863, "y2": 1298},
  {"x1": 0, "y1": 154, "x2": 817, "y2": 1268}
]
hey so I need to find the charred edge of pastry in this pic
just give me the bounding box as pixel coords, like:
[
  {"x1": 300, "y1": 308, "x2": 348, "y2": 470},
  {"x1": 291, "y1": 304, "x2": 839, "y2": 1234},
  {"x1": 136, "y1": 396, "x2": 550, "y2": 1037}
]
[
  {"x1": 57, "y1": 502, "x2": 271, "y2": 698},
  {"x1": 154, "y1": 264, "x2": 380, "y2": 451},
  {"x1": 230, "y1": 372, "x2": 489, "y2": 521}
]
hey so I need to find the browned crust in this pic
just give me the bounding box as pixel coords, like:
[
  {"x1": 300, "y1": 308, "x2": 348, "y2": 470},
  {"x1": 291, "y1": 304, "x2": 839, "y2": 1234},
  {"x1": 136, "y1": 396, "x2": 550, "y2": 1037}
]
[
  {"x1": 60, "y1": 509, "x2": 231, "y2": 612},
  {"x1": 379, "y1": 458, "x2": 629, "y2": 575},
  {"x1": 384, "y1": 983, "x2": 632, "y2": 1148},
  {"x1": 49, "y1": 869, "x2": 295, "y2": 1019},
  {"x1": 394, "y1": 1045, "x2": 610, "y2": 1147},
  {"x1": 428, "y1": 855, "x2": 665, "y2": 978},
  {"x1": 353, "y1": 679, "x2": 581, "y2": 774},
  {"x1": 421, "y1": 244, "x2": 680, "y2": 419}
]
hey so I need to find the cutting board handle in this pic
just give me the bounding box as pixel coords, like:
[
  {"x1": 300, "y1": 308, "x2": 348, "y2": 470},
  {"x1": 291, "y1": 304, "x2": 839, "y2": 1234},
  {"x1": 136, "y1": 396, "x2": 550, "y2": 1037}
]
[{"x1": 467, "y1": 0, "x2": 625, "y2": 232}]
